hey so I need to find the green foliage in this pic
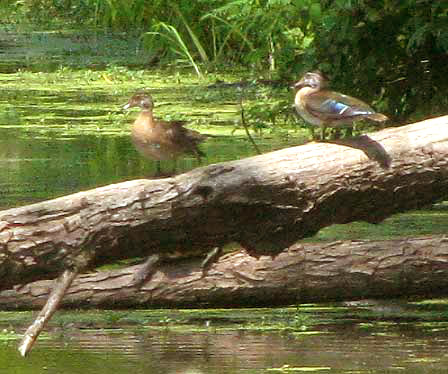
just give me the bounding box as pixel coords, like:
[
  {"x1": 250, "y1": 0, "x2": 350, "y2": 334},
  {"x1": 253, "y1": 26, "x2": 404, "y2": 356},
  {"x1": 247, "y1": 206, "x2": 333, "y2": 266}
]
[
  {"x1": 1, "y1": 0, "x2": 447, "y2": 122},
  {"x1": 202, "y1": 0, "x2": 309, "y2": 74},
  {"x1": 302, "y1": 0, "x2": 448, "y2": 121},
  {"x1": 240, "y1": 85, "x2": 296, "y2": 134},
  {"x1": 1, "y1": 0, "x2": 97, "y2": 28},
  {"x1": 145, "y1": 22, "x2": 205, "y2": 77}
]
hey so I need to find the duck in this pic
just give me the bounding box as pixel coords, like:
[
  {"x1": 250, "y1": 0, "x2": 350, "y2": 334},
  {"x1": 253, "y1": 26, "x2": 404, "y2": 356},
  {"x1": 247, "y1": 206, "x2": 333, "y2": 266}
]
[
  {"x1": 123, "y1": 92, "x2": 206, "y2": 175},
  {"x1": 292, "y1": 70, "x2": 388, "y2": 140}
]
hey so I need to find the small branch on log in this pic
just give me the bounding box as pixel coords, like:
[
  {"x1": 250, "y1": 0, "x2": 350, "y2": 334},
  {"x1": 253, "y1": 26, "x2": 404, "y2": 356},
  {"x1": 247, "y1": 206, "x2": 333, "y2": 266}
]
[
  {"x1": 18, "y1": 268, "x2": 78, "y2": 356},
  {"x1": 3, "y1": 236, "x2": 448, "y2": 310},
  {"x1": 129, "y1": 254, "x2": 160, "y2": 288}
]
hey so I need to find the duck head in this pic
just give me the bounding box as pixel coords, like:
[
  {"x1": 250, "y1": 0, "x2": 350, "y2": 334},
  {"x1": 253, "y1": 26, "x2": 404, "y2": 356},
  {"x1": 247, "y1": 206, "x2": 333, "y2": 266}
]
[
  {"x1": 292, "y1": 70, "x2": 329, "y2": 91},
  {"x1": 123, "y1": 93, "x2": 154, "y2": 111}
]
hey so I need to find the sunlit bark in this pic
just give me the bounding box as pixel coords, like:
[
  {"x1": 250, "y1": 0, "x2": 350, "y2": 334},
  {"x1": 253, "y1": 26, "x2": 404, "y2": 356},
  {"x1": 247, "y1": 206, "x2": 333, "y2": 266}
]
[{"x1": 0, "y1": 115, "x2": 447, "y2": 293}]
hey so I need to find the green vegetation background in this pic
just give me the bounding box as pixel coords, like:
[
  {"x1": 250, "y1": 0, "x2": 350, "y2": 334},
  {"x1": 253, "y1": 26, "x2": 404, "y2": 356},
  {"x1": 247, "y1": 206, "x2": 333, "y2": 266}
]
[{"x1": 2, "y1": 0, "x2": 447, "y2": 123}]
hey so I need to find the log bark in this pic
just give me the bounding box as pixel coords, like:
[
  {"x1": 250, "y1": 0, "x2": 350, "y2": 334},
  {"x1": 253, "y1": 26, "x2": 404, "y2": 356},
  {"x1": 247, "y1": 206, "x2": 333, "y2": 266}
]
[
  {"x1": 0, "y1": 115, "x2": 447, "y2": 291},
  {"x1": 2, "y1": 236, "x2": 448, "y2": 309}
]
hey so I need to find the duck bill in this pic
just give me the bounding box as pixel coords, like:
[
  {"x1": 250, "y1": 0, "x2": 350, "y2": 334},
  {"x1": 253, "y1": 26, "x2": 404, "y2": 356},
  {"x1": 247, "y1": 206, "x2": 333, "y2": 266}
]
[{"x1": 123, "y1": 103, "x2": 131, "y2": 110}]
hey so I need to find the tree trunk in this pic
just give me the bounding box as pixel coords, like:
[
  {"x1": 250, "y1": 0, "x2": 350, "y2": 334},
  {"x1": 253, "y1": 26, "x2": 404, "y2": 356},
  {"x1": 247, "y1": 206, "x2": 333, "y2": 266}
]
[
  {"x1": 2, "y1": 235, "x2": 448, "y2": 309},
  {"x1": 0, "y1": 115, "x2": 447, "y2": 292}
]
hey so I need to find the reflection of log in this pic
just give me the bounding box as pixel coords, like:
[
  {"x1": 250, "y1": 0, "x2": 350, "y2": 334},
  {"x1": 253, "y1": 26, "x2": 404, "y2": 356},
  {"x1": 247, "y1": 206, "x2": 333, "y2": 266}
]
[
  {"x1": 2, "y1": 236, "x2": 448, "y2": 309},
  {"x1": 0, "y1": 115, "x2": 448, "y2": 292}
]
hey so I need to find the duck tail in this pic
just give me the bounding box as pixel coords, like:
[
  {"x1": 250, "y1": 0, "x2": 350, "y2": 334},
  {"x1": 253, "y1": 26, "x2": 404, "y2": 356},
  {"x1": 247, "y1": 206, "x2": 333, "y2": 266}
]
[{"x1": 366, "y1": 112, "x2": 388, "y2": 122}]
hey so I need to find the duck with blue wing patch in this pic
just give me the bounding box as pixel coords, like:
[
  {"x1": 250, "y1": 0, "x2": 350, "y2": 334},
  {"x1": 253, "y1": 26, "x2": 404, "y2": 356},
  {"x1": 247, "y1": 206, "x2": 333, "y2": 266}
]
[{"x1": 293, "y1": 71, "x2": 388, "y2": 140}]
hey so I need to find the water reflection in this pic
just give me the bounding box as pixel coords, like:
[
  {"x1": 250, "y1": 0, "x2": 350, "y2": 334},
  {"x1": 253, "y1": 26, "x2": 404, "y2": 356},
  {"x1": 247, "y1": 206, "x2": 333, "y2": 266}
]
[
  {"x1": 2, "y1": 317, "x2": 448, "y2": 374},
  {"x1": 0, "y1": 126, "x2": 300, "y2": 209}
]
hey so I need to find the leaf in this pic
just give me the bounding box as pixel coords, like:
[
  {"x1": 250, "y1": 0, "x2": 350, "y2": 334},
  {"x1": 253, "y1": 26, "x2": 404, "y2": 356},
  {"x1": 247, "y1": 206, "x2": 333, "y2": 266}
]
[
  {"x1": 407, "y1": 24, "x2": 430, "y2": 53},
  {"x1": 309, "y1": 3, "x2": 321, "y2": 21},
  {"x1": 302, "y1": 35, "x2": 314, "y2": 49},
  {"x1": 148, "y1": 23, "x2": 203, "y2": 77},
  {"x1": 173, "y1": 5, "x2": 210, "y2": 64}
]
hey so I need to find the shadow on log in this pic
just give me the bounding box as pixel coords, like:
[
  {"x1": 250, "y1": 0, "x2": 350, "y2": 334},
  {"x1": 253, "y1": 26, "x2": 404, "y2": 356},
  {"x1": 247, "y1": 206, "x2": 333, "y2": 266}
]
[
  {"x1": 0, "y1": 115, "x2": 448, "y2": 291},
  {"x1": 2, "y1": 235, "x2": 448, "y2": 309}
]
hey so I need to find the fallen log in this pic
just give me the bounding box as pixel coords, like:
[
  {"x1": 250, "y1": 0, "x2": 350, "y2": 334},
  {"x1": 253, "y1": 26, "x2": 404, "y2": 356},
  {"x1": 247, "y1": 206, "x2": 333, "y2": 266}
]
[
  {"x1": 2, "y1": 235, "x2": 448, "y2": 309},
  {"x1": 0, "y1": 115, "x2": 447, "y2": 292}
]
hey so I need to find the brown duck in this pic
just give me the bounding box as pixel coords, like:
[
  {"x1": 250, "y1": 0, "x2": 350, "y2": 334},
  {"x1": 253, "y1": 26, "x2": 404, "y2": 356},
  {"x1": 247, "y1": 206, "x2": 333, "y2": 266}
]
[
  {"x1": 293, "y1": 70, "x2": 388, "y2": 140},
  {"x1": 123, "y1": 92, "x2": 206, "y2": 174}
]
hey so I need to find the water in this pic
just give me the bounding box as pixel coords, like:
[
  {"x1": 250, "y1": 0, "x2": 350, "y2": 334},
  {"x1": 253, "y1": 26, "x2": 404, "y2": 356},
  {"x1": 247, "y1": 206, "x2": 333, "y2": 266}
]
[
  {"x1": 2, "y1": 305, "x2": 448, "y2": 374},
  {"x1": 0, "y1": 58, "x2": 301, "y2": 209},
  {"x1": 0, "y1": 126, "x2": 299, "y2": 209}
]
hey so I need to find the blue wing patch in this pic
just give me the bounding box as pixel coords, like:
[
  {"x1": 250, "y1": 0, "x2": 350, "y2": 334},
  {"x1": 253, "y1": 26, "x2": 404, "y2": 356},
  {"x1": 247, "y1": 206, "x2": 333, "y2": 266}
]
[{"x1": 321, "y1": 98, "x2": 373, "y2": 116}]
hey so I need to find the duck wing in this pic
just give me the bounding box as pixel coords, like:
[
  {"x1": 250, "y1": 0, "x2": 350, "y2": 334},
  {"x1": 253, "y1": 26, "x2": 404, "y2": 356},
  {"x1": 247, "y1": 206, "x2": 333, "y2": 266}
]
[
  {"x1": 161, "y1": 124, "x2": 206, "y2": 158},
  {"x1": 157, "y1": 118, "x2": 189, "y2": 127},
  {"x1": 305, "y1": 90, "x2": 376, "y2": 121}
]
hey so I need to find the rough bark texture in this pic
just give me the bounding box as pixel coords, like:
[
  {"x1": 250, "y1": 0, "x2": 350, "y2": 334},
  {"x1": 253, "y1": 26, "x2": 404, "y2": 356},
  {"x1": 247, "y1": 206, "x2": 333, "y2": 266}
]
[
  {"x1": 2, "y1": 236, "x2": 448, "y2": 309},
  {"x1": 0, "y1": 115, "x2": 447, "y2": 292}
]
